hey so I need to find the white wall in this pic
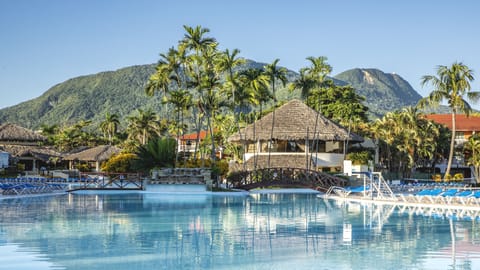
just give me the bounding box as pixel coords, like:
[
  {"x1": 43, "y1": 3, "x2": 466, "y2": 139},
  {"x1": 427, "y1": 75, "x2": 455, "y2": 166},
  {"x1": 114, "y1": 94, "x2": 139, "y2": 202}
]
[{"x1": 0, "y1": 151, "x2": 9, "y2": 168}]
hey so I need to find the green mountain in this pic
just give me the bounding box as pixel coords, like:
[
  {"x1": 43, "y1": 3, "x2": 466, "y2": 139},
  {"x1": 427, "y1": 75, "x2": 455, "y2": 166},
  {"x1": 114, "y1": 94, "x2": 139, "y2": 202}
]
[
  {"x1": 0, "y1": 63, "x2": 424, "y2": 129},
  {"x1": 334, "y1": 68, "x2": 422, "y2": 117},
  {"x1": 0, "y1": 64, "x2": 161, "y2": 129}
]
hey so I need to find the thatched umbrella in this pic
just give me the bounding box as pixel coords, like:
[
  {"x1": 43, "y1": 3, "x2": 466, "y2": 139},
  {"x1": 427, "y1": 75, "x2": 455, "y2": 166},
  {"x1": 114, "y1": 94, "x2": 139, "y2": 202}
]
[
  {"x1": 64, "y1": 145, "x2": 121, "y2": 172},
  {"x1": 228, "y1": 99, "x2": 363, "y2": 142}
]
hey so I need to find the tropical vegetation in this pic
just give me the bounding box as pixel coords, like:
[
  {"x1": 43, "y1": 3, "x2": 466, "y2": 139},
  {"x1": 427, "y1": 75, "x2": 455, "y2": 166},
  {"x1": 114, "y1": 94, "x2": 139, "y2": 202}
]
[
  {"x1": 417, "y1": 62, "x2": 480, "y2": 179},
  {"x1": 2, "y1": 25, "x2": 478, "y2": 184}
]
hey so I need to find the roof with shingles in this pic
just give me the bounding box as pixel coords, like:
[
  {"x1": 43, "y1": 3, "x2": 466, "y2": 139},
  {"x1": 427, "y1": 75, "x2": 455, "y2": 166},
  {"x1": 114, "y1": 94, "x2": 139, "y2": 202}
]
[
  {"x1": 228, "y1": 99, "x2": 363, "y2": 142},
  {"x1": 179, "y1": 130, "x2": 209, "y2": 140},
  {"x1": 425, "y1": 114, "x2": 480, "y2": 132}
]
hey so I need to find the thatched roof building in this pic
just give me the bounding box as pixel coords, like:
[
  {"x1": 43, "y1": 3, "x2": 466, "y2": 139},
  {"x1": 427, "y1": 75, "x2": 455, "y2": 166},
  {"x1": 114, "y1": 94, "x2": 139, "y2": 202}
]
[
  {"x1": 64, "y1": 145, "x2": 121, "y2": 162},
  {"x1": 1, "y1": 145, "x2": 61, "y2": 162},
  {"x1": 63, "y1": 145, "x2": 121, "y2": 171},
  {"x1": 0, "y1": 123, "x2": 56, "y2": 172},
  {"x1": 0, "y1": 123, "x2": 46, "y2": 144},
  {"x1": 228, "y1": 99, "x2": 363, "y2": 142}
]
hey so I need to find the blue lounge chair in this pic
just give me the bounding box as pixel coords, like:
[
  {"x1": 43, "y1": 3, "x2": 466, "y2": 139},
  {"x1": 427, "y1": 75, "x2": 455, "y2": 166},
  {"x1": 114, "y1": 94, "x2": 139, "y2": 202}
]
[
  {"x1": 415, "y1": 188, "x2": 444, "y2": 203},
  {"x1": 437, "y1": 189, "x2": 458, "y2": 203},
  {"x1": 453, "y1": 190, "x2": 473, "y2": 205}
]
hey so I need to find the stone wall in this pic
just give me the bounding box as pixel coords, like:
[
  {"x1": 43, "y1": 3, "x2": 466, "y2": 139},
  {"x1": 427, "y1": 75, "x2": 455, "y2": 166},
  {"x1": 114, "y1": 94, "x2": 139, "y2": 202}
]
[{"x1": 150, "y1": 168, "x2": 212, "y2": 189}]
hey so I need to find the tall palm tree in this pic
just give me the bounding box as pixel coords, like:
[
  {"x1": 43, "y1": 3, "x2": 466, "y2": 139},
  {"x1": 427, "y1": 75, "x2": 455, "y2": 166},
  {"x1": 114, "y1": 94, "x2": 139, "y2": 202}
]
[
  {"x1": 145, "y1": 47, "x2": 186, "y2": 119},
  {"x1": 166, "y1": 89, "x2": 193, "y2": 162},
  {"x1": 264, "y1": 59, "x2": 287, "y2": 168},
  {"x1": 216, "y1": 48, "x2": 245, "y2": 109},
  {"x1": 99, "y1": 112, "x2": 120, "y2": 145},
  {"x1": 216, "y1": 49, "x2": 248, "y2": 164},
  {"x1": 180, "y1": 25, "x2": 217, "y2": 55},
  {"x1": 289, "y1": 68, "x2": 315, "y2": 100},
  {"x1": 418, "y1": 62, "x2": 480, "y2": 177},
  {"x1": 126, "y1": 109, "x2": 161, "y2": 145},
  {"x1": 180, "y1": 25, "x2": 220, "y2": 162},
  {"x1": 289, "y1": 56, "x2": 332, "y2": 169},
  {"x1": 240, "y1": 68, "x2": 270, "y2": 169}
]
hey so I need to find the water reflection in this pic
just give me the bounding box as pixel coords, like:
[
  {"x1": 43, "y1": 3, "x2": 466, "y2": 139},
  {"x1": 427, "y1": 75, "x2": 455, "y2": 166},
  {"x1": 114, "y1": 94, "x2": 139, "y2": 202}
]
[{"x1": 0, "y1": 193, "x2": 479, "y2": 269}]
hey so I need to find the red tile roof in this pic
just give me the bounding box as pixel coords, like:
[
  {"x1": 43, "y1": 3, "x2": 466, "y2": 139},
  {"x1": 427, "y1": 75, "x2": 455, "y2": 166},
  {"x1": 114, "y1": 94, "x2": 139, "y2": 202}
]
[
  {"x1": 425, "y1": 114, "x2": 480, "y2": 131},
  {"x1": 179, "y1": 130, "x2": 210, "y2": 140}
]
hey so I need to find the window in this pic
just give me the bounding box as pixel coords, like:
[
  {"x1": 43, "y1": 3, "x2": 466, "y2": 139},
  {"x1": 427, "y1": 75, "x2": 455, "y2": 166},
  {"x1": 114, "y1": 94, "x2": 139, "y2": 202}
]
[{"x1": 455, "y1": 132, "x2": 465, "y2": 140}]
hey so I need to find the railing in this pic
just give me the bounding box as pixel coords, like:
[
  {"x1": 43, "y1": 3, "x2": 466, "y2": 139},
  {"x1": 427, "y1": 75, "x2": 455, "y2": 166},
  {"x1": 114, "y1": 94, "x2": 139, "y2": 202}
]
[
  {"x1": 230, "y1": 167, "x2": 348, "y2": 191},
  {"x1": 352, "y1": 172, "x2": 397, "y2": 200},
  {"x1": 70, "y1": 172, "x2": 144, "y2": 191}
]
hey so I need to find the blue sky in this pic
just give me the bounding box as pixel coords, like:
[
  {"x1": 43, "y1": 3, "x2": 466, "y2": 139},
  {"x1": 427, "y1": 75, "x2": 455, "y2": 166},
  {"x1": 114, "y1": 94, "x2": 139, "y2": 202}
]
[{"x1": 1, "y1": 0, "x2": 480, "y2": 109}]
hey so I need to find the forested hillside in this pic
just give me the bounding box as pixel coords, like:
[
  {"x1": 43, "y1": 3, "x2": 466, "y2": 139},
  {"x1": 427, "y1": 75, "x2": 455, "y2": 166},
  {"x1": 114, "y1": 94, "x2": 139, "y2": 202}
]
[{"x1": 0, "y1": 62, "x2": 424, "y2": 129}]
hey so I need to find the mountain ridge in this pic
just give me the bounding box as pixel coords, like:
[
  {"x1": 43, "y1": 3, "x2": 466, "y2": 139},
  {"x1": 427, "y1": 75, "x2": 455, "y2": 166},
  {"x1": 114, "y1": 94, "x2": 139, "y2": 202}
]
[{"x1": 0, "y1": 62, "x2": 425, "y2": 129}]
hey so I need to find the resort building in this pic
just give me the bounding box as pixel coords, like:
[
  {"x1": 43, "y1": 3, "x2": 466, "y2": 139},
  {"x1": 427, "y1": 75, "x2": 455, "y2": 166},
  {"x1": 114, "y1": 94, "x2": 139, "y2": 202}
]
[
  {"x1": 63, "y1": 145, "x2": 121, "y2": 172},
  {"x1": 177, "y1": 130, "x2": 226, "y2": 159},
  {"x1": 228, "y1": 99, "x2": 364, "y2": 172},
  {"x1": 425, "y1": 114, "x2": 480, "y2": 175},
  {"x1": 425, "y1": 114, "x2": 480, "y2": 145},
  {"x1": 0, "y1": 123, "x2": 61, "y2": 173},
  {"x1": 177, "y1": 130, "x2": 209, "y2": 156}
]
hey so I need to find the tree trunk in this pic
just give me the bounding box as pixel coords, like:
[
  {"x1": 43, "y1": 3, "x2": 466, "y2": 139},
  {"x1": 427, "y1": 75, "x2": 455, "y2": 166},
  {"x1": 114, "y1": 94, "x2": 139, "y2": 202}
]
[{"x1": 445, "y1": 111, "x2": 456, "y2": 178}]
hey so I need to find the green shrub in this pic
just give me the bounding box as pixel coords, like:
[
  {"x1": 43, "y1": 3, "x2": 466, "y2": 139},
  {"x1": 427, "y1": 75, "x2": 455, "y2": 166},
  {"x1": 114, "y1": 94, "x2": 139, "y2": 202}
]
[
  {"x1": 346, "y1": 151, "x2": 371, "y2": 165},
  {"x1": 133, "y1": 136, "x2": 176, "y2": 172},
  {"x1": 101, "y1": 153, "x2": 137, "y2": 173}
]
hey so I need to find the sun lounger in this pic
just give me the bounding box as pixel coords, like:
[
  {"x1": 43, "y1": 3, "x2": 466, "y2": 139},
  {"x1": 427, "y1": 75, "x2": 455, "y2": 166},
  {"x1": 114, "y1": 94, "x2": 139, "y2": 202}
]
[
  {"x1": 451, "y1": 190, "x2": 474, "y2": 205},
  {"x1": 466, "y1": 191, "x2": 480, "y2": 206},
  {"x1": 436, "y1": 189, "x2": 458, "y2": 204},
  {"x1": 414, "y1": 188, "x2": 444, "y2": 203}
]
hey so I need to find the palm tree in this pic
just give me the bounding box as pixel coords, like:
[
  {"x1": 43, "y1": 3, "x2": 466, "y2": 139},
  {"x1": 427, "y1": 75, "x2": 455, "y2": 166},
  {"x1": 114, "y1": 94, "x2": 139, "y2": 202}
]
[
  {"x1": 180, "y1": 25, "x2": 217, "y2": 59},
  {"x1": 289, "y1": 69, "x2": 315, "y2": 100},
  {"x1": 166, "y1": 89, "x2": 193, "y2": 162},
  {"x1": 134, "y1": 136, "x2": 177, "y2": 172},
  {"x1": 145, "y1": 47, "x2": 186, "y2": 119},
  {"x1": 239, "y1": 68, "x2": 270, "y2": 169},
  {"x1": 216, "y1": 48, "x2": 245, "y2": 109},
  {"x1": 126, "y1": 109, "x2": 161, "y2": 145},
  {"x1": 418, "y1": 62, "x2": 480, "y2": 178},
  {"x1": 180, "y1": 25, "x2": 220, "y2": 161},
  {"x1": 216, "y1": 49, "x2": 248, "y2": 164},
  {"x1": 264, "y1": 59, "x2": 287, "y2": 168},
  {"x1": 465, "y1": 134, "x2": 480, "y2": 184},
  {"x1": 100, "y1": 112, "x2": 120, "y2": 145},
  {"x1": 371, "y1": 112, "x2": 401, "y2": 174},
  {"x1": 289, "y1": 56, "x2": 333, "y2": 169}
]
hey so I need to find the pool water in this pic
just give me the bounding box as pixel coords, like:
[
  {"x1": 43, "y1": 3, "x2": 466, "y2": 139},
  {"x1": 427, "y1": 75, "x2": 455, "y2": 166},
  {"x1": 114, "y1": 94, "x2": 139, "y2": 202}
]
[{"x1": 0, "y1": 192, "x2": 479, "y2": 270}]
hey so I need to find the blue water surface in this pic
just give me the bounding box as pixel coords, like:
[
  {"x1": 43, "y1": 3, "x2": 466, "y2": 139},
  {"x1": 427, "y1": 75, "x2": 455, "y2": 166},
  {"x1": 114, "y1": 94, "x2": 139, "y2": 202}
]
[{"x1": 0, "y1": 192, "x2": 479, "y2": 270}]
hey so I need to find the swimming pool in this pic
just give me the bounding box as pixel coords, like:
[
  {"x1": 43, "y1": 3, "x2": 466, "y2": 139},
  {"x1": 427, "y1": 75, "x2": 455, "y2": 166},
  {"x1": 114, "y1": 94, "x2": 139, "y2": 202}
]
[{"x1": 0, "y1": 191, "x2": 479, "y2": 270}]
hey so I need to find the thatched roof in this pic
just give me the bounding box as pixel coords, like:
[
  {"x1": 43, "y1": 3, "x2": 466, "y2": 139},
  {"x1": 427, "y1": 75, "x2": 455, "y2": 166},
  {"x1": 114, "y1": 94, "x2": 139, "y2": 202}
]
[
  {"x1": 0, "y1": 123, "x2": 46, "y2": 142},
  {"x1": 1, "y1": 145, "x2": 62, "y2": 162},
  {"x1": 228, "y1": 99, "x2": 363, "y2": 142},
  {"x1": 63, "y1": 145, "x2": 121, "y2": 162}
]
